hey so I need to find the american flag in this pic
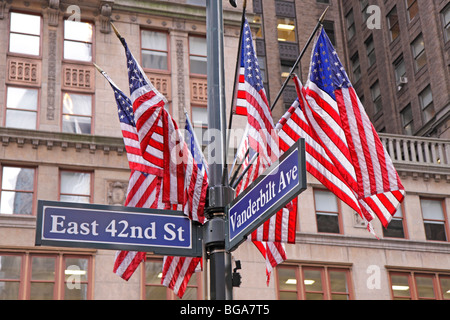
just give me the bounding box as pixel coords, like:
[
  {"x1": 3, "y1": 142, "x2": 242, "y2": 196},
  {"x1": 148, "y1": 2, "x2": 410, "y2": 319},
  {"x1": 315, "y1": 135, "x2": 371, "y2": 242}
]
[
  {"x1": 115, "y1": 31, "x2": 207, "y2": 224},
  {"x1": 281, "y1": 28, "x2": 405, "y2": 235},
  {"x1": 234, "y1": 18, "x2": 279, "y2": 166},
  {"x1": 232, "y1": 17, "x2": 297, "y2": 283},
  {"x1": 96, "y1": 66, "x2": 166, "y2": 281}
]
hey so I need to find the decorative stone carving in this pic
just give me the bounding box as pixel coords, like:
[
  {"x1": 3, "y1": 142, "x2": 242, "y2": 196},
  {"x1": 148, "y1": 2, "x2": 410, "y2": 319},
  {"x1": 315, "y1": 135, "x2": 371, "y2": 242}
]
[
  {"x1": 176, "y1": 39, "x2": 186, "y2": 120},
  {"x1": 353, "y1": 212, "x2": 367, "y2": 229},
  {"x1": 106, "y1": 181, "x2": 128, "y2": 206},
  {"x1": 62, "y1": 64, "x2": 95, "y2": 91},
  {"x1": 47, "y1": 0, "x2": 60, "y2": 26},
  {"x1": 47, "y1": 29, "x2": 57, "y2": 120},
  {"x1": 146, "y1": 73, "x2": 171, "y2": 100},
  {"x1": 99, "y1": 1, "x2": 113, "y2": 34},
  {"x1": 7, "y1": 57, "x2": 41, "y2": 86},
  {"x1": 190, "y1": 78, "x2": 208, "y2": 105}
]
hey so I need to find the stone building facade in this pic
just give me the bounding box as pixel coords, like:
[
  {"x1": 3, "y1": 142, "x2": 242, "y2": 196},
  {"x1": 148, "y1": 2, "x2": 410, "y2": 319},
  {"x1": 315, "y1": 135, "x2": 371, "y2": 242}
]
[{"x1": 0, "y1": 0, "x2": 449, "y2": 300}]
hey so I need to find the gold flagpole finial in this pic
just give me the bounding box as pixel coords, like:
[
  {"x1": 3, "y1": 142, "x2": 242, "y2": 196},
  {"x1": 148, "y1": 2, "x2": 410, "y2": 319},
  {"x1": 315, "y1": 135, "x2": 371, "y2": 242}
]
[
  {"x1": 319, "y1": 6, "x2": 330, "y2": 23},
  {"x1": 93, "y1": 62, "x2": 103, "y2": 74},
  {"x1": 110, "y1": 22, "x2": 122, "y2": 39}
]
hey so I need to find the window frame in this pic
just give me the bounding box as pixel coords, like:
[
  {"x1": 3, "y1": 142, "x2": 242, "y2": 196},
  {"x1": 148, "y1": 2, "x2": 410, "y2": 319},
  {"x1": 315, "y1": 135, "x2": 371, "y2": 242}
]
[
  {"x1": 61, "y1": 91, "x2": 94, "y2": 135},
  {"x1": 442, "y1": 4, "x2": 450, "y2": 43},
  {"x1": 0, "y1": 251, "x2": 93, "y2": 300},
  {"x1": 4, "y1": 85, "x2": 40, "y2": 130},
  {"x1": 370, "y1": 80, "x2": 382, "y2": 114},
  {"x1": 383, "y1": 202, "x2": 408, "y2": 239},
  {"x1": 388, "y1": 269, "x2": 450, "y2": 300},
  {"x1": 59, "y1": 170, "x2": 93, "y2": 204},
  {"x1": 0, "y1": 165, "x2": 37, "y2": 216},
  {"x1": 420, "y1": 198, "x2": 448, "y2": 242},
  {"x1": 191, "y1": 105, "x2": 208, "y2": 150},
  {"x1": 313, "y1": 188, "x2": 343, "y2": 235},
  {"x1": 276, "y1": 263, "x2": 354, "y2": 300},
  {"x1": 345, "y1": 10, "x2": 356, "y2": 41},
  {"x1": 411, "y1": 34, "x2": 427, "y2": 72},
  {"x1": 419, "y1": 85, "x2": 434, "y2": 124},
  {"x1": 365, "y1": 35, "x2": 376, "y2": 68},
  {"x1": 140, "y1": 29, "x2": 170, "y2": 72},
  {"x1": 405, "y1": 0, "x2": 419, "y2": 23},
  {"x1": 387, "y1": 6, "x2": 400, "y2": 42},
  {"x1": 188, "y1": 35, "x2": 208, "y2": 77},
  {"x1": 400, "y1": 104, "x2": 414, "y2": 135},
  {"x1": 8, "y1": 11, "x2": 42, "y2": 58},
  {"x1": 62, "y1": 18, "x2": 94, "y2": 64},
  {"x1": 142, "y1": 256, "x2": 203, "y2": 300}
]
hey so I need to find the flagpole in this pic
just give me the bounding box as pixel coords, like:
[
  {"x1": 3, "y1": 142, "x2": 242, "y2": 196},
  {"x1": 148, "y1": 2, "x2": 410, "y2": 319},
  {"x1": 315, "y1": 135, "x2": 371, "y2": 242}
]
[
  {"x1": 269, "y1": 6, "x2": 329, "y2": 112},
  {"x1": 230, "y1": 7, "x2": 329, "y2": 189},
  {"x1": 205, "y1": 0, "x2": 235, "y2": 300},
  {"x1": 222, "y1": 0, "x2": 248, "y2": 187}
]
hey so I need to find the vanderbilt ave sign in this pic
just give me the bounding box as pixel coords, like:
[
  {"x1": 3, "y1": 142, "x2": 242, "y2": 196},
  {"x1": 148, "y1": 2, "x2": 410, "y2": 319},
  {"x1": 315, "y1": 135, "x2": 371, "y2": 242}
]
[{"x1": 226, "y1": 139, "x2": 307, "y2": 251}]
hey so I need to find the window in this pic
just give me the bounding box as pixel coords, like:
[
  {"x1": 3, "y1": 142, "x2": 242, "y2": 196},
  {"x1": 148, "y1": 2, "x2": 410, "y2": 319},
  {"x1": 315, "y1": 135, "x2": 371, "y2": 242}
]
[
  {"x1": 62, "y1": 92, "x2": 93, "y2": 134},
  {"x1": 406, "y1": 0, "x2": 419, "y2": 22},
  {"x1": 314, "y1": 189, "x2": 341, "y2": 234},
  {"x1": 322, "y1": 20, "x2": 336, "y2": 46},
  {"x1": 0, "y1": 252, "x2": 92, "y2": 300},
  {"x1": 365, "y1": 36, "x2": 376, "y2": 67},
  {"x1": 63, "y1": 20, "x2": 93, "y2": 62},
  {"x1": 420, "y1": 198, "x2": 447, "y2": 241},
  {"x1": 411, "y1": 34, "x2": 426, "y2": 71},
  {"x1": 5, "y1": 86, "x2": 38, "y2": 130},
  {"x1": 387, "y1": 7, "x2": 400, "y2": 42},
  {"x1": 143, "y1": 257, "x2": 202, "y2": 300},
  {"x1": 277, "y1": 265, "x2": 352, "y2": 300},
  {"x1": 277, "y1": 18, "x2": 296, "y2": 42},
  {"x1": 351, "y1": 53, "x2": 361, "y2": 83},
  {"x1": 360, "y1": 0, "x2": 370, "y2": 23},
  {"x1": 0, "y1": 254, "x2": 21, "y2": 299},
  {"x1": 442, "y1": 5, "x2": 450, "y2": 42},
  {"x1": 189, "y1": 36, "x2": 207, "y2": 75},
  {"x1": 191, "y1": 106, "x2": 208, "y2": 149},
  {"x1": 419, "y1": 85, "x2": 434, "y2": 123},
  {"x1": 401, "y1": 104, "x2": 414, "y2": 135},
  {"x1": 389, "y1": 270, "x2": 450, "y2": 300},
  {"x1": 394, "y1": 56, "x2": 406, "y2": 84},
  {"x1": 383, "y1": 205, "x2": 406, "y2": 238},
  {"x1": 9, "y1": 12, "x2": 41, "y2": 56},
  {"x1": 370, "y1": 81, "x2": 382, "y2": 114},
  {"x1": 141, "y1": 30, "x2": 169, "y2": 71},
  {"x1": 0, "y1": 166, "x2": 35, "y2": 215},
  {"x1": 60, "y1": 171, "x2": 92, "y2": 203},
  {"x1": 346, "y1": 10, "x2": 356, "y2": 41}
]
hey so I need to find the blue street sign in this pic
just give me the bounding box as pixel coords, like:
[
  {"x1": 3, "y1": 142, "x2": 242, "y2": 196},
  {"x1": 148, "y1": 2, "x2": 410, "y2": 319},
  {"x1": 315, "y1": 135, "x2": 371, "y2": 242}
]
[
  {"x1": 226, "y1": 139, "x2": 306, "y2": 251},
  {"x1": 36, "y1": 201, "x2": 202, "y2": 257}
]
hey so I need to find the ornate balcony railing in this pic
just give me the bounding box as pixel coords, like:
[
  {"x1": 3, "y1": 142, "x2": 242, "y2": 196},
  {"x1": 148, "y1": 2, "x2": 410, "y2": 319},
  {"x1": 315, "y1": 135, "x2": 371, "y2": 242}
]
[{"x1": 379, "y1": 133, "x2": 450, "y2": 178}]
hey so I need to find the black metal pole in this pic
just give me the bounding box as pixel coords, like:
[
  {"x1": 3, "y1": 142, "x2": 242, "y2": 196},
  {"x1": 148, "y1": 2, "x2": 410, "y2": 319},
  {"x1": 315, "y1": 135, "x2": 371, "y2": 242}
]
[{"x1": 205, "y1": 0, "x2": 234, "y2": 300}]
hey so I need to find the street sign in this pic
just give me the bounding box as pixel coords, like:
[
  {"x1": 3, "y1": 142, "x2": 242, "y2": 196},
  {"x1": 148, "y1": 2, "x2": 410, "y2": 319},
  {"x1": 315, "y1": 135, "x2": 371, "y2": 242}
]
[
  {"x1": 225, "y1": 139, "x2": 306, "y2": 251},
  {"x1": 36, "y1": 201, "x2": 203, "y2": 257}
]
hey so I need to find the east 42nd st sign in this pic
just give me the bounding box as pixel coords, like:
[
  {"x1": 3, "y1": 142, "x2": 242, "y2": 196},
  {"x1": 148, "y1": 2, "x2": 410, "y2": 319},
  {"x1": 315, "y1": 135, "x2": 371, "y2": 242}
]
[{"x1": 36, "y1": 201, "x2": 203, "y2": 257}]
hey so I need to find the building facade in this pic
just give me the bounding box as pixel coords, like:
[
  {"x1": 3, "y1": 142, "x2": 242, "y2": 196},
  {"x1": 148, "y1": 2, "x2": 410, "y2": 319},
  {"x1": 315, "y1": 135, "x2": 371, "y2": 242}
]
[{"x1": 0, "y1": 0, "x2": 449, "y2": 300}]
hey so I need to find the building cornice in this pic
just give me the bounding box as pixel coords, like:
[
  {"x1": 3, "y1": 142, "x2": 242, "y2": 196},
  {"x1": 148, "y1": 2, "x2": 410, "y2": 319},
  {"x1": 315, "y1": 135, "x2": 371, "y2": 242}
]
[{"x1": 0, "y1": 127, "x2": 125, "y2": 155}]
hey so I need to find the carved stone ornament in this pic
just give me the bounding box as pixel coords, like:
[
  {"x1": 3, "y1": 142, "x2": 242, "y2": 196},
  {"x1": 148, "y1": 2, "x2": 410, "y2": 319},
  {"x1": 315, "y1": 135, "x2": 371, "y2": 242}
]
[
  {"x1": 47, "y1": 0, "x2": 60, "y2": 26},
  {"x1": 106, "y1": 180, "x2": 128, "y2": 206}
]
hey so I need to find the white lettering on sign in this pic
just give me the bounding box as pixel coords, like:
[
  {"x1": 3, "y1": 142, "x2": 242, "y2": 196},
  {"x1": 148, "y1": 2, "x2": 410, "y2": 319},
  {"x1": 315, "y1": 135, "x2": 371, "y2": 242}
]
[
  {"x1": 48, "y1": 215, "x2": 187, "y2": 242},
  {"x1": 50, "y1": 215, "x2": 99, "y2": 235},
  {"x1": 229, "y1": 164, "x2": 299, "y2": 234}
]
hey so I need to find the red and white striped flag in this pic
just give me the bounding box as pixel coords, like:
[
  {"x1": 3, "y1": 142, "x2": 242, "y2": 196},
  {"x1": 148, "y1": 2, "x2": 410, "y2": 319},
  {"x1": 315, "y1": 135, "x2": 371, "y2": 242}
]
[
  {"x1": 281, "y1": 28, "x2": 405, "y2": 235},
  {"x1": 96, "y1": 66, "x2": 165, "y2": 281},
  {"x1": 232, "y1": 17, "x2": 299, "y2": 282}
]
